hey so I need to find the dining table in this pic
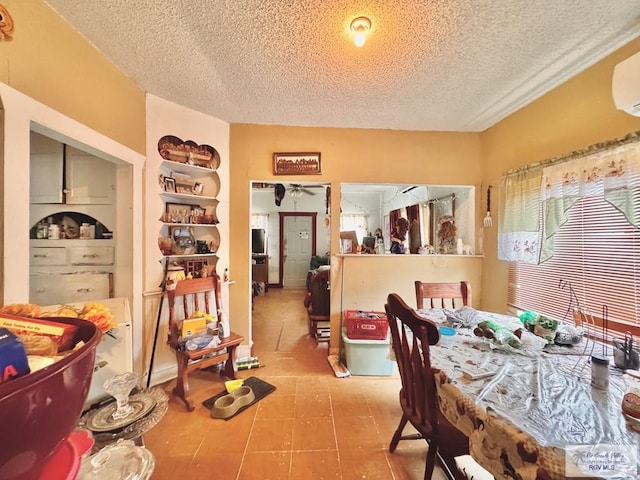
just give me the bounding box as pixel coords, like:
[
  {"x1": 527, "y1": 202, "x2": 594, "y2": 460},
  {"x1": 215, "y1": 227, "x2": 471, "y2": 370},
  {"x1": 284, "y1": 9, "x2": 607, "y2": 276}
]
[{"x1": 416, "y1": 307, "x2": 640, "y2": 480}]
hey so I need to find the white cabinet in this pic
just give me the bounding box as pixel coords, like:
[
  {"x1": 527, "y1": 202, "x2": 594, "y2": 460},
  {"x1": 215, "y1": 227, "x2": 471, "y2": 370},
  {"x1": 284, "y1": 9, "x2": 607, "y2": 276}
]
[
  {"x1": 29, "y1": 132, "x2": 117, "y2": 306},
  {"x1": 30, "y1": 132, "x2": 115, "y2": 205},
  {"x1": 29, "y1": 240, "x2": 114, "y2": 304}
]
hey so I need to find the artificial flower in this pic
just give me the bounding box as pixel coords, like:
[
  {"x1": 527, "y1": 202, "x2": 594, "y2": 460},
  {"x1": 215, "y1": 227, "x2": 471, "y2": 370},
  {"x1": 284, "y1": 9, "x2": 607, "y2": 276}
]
[
  {"x1": 78, "y1": 303, "x2": 116, "y2": 335},
  {"x1": 0, "y1": 303, "x2": 41, "y2": 317},
  {"x1": 0, "y1": 302, "x2": 115, "y2": 336}
]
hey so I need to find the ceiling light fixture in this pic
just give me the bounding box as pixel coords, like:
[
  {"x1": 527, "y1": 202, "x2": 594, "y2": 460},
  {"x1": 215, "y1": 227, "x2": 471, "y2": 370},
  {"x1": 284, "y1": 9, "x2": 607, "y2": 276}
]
[{"x1": 350, "y1": 16, "x2": 371, "y2": 47}]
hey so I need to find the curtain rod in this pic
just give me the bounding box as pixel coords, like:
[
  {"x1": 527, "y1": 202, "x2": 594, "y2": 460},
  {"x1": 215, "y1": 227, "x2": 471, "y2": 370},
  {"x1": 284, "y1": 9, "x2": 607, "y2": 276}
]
[
  {"x1": 504, "y1": 129, "x2": 640, "y2": 176},
  {"x1": 427, "y1": 193, "x2": 455, "y2": 204}
]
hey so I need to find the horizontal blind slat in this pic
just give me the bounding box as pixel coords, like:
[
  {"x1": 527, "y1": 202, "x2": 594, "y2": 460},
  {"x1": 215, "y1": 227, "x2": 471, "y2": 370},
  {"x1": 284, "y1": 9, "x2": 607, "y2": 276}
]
[{"x1": 508, "y1": 195, "x2": 640, "y2": 331}]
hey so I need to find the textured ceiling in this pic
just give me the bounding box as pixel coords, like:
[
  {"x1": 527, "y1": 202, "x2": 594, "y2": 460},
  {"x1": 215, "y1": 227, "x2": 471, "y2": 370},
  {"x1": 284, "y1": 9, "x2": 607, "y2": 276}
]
[{"x1": 46, "y1": 0, "x2": 640, "y2": 132}]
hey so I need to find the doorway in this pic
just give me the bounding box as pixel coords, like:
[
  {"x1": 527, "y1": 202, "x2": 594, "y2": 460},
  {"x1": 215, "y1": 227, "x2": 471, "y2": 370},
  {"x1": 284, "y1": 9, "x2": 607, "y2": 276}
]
[
  {"x1": 280, "y1": 213, "x2": 316, "y2": 288},
  {"x1": 250, "y1": 181, "x2": 330, "y2": 344}
]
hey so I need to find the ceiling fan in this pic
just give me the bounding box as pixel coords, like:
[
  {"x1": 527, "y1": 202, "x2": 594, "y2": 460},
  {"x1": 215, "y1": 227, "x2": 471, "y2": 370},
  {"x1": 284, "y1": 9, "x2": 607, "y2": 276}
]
[
  {"x1": 287, "y1": 184, "x2": 323, "y2": 197},
  {"x1": 252, "y1": 182, "x2": 326, "y2": 206}
]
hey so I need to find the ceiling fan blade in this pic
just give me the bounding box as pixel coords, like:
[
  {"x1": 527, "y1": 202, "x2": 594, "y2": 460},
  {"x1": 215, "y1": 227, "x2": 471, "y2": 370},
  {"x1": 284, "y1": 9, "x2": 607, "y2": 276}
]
[{"x1": 300, "y1": 188, "x2": 317, "y2": 196}]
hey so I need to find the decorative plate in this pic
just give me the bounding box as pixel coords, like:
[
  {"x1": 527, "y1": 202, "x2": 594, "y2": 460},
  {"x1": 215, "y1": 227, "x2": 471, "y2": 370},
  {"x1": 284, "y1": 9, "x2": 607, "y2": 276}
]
[{"x1": 84, "y1": 392, "x2": 156, "y2": 432}]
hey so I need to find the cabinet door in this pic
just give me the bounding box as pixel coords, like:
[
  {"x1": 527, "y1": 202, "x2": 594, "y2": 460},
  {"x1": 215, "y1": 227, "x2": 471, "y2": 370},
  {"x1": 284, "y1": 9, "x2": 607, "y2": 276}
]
[
  {"x1": 65, "y1": 146, "x2": 116, "y2": 204},
  {"x1": 30, "y1": 133, "x2": 64, "y2": 204}
]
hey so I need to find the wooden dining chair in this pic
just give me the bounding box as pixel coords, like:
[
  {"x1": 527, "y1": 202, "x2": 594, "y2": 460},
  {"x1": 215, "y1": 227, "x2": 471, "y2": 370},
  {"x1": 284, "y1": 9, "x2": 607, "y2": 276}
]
[
  {"x1": 415, "y1": 281, "x2": 472, "y2": 309},
  {"x1": 167, "y1": 275, "x2": 243, "y2": 411},
  {"x1": 385, "y1": 292, "x2": 477, "y2": 480}
]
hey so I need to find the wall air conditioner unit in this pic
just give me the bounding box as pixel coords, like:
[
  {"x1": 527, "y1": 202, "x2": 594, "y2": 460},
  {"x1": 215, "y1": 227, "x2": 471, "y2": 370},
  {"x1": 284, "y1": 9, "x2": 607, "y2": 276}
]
[{"x1": 612, "y1": 51, "x2": 640, "y2": 117}]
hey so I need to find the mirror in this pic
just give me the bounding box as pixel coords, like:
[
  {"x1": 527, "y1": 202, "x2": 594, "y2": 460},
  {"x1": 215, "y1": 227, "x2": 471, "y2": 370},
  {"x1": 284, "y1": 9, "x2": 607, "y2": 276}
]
[{"x1": 340, "y1": 183, "x2": 475, "y2": 254}]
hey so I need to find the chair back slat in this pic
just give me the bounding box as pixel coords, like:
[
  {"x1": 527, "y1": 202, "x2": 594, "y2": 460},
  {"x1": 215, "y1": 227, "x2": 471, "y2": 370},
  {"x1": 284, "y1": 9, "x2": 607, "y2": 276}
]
[
  {"x1": 167, "y1": 275, "x2": 222, "y2": 343},
  {"x1": 386, "y1": 293, "x2": 441, "y2": 434},
  {"x1": 414, "y1": 281, "x2": 471, "y2": 310}
]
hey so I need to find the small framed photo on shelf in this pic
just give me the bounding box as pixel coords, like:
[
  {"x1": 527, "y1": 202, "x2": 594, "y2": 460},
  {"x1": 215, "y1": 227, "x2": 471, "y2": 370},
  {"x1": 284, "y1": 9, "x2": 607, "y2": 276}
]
[
  {"x1": 164, "y1": 177, "x2": 176, "y2": 193},
  {"x1": 273, "y1": 152, "x2": 321, "y2": 175},
  {"x1": 340, "y1": 230, "x2": 359, "y2": 254},
  {"x1": 173, "y1": 172, "x2": 195, "y2": 194},
  {"x1": 165, "y1": 202, "x2": 200, "y2": 224},
  {"x1": 190, "y1": 206, "x2": 205, "y2": 223},
  {"x1": 193, "y1": 182, "x2": 204, "y2": 195}
]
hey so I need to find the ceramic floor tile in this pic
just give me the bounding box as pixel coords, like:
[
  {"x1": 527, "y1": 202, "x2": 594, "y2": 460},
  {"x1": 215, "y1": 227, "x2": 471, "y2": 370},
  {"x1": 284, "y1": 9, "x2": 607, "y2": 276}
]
[
  {"x1": 386, "y1": 447, "x2": 452, "y2": 480},
  {"x1": 297, "y1": 375, "x2": 331, "y2": 394},
  {"x1": 196, "y1": 419, "x2": 253, "y2": 455},
  {"x1": 331, "y1": 391, "x2": 371, "y2": 417},
  {"x1": 292, "y1": 417, "x2": 337, "y2": 451},
  {"x1": 334, "y1": 415, "x2": 386, "y2": 458},
  {"x1": 245, "y1": 418, "x2": 294, "y2": 452},
  {"x1": 145, "y1": 289, "x2": 444, "y2": 479},
  {"x1": 238, "y1": 451, "x2": 292, "y2": 480},
  {"x1": 294, "y1": 392, "x2": 332, "y2": 418},
  {"x1": 264, "y1": 375, "x2": 298, "y2": 395},
  {"x1": 340, "y1": 449, "x2": 395, "y2": 479},
  {"x1": 290, "y1": 450, "x2": 341, "y2": 479},
  {"x1": 187, "y1": 451, "x2": 243, "y2": 478},
  {"x1": 147, "y1": 452, "x2": 194, "y2": 479},
  {"x1": 256, "y1": 393, "x2": 296, "y2": 419}
]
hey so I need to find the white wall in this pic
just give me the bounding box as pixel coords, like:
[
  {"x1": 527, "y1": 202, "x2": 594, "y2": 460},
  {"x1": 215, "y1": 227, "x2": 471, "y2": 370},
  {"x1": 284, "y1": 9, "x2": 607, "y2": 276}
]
[
  {"x1": 144, "y1": 94, "x2": 233, "y2": 386},
  {"x1": 341, "y1": 191, "x2": 383, "y2": 235}
]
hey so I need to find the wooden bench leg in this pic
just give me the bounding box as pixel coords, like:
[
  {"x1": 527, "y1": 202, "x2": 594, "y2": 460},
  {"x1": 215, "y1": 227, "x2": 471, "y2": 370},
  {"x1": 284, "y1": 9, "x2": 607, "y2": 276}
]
[
  {"x1": 223, "y1": 344, "x2": 238, "y2": 380},
  {"x1": 172, "y1": 352, "x2": 195, "y2": 411}
]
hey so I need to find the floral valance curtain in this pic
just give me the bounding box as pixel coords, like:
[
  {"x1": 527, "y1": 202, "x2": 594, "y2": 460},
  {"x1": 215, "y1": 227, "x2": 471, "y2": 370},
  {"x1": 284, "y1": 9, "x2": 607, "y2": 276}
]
[
  {"x1": 498, "y1": 131, "x2": 640, "y2": 264},
  {"x1": 541, "y1": 140, "x2": 640, "y2": 262}
]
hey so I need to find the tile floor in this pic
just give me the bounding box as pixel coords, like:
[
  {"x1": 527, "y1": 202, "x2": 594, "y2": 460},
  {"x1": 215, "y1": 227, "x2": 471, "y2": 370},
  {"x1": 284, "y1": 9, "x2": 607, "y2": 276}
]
[{"x1": 144, "y1": 288, "x2": 450, "y2": 479}]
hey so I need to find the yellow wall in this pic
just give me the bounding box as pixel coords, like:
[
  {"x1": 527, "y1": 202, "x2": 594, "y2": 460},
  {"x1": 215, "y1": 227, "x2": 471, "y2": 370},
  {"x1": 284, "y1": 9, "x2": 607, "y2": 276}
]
[
  {"x1": 480, "y1": 37, "x2": 640, "y2": 313},
  {"x1": 230, "y1": 125, "x2": 483, "y2": 347},
  {"x1": 0, "y1": 1, "x2": 145, "y2": 153}
]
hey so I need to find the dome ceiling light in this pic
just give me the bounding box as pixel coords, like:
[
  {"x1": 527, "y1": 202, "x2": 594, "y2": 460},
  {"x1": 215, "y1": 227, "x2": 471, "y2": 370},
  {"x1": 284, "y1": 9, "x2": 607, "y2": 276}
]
[{"x1": 350, "y1": 16, "x2": 371, "y2": 47}]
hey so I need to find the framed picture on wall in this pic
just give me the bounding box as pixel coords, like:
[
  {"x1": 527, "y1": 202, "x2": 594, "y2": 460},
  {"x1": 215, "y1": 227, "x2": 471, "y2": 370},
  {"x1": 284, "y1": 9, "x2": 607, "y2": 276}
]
[{"x1": 273, "y1": 152, "x2": 321, "y2": 175}]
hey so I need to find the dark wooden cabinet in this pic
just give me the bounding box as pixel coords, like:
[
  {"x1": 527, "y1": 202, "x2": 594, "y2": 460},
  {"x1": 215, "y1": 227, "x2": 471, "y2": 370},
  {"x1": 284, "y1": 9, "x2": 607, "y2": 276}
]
[{"x1": 252, "y1": 254, "x2": 268, "y2": 284}]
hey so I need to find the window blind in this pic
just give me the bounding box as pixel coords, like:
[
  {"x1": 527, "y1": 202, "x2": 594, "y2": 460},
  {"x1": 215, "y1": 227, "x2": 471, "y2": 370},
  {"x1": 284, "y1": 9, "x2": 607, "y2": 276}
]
[{"x1": 508, "y1": 194, "x2": 640, "y2": 334}]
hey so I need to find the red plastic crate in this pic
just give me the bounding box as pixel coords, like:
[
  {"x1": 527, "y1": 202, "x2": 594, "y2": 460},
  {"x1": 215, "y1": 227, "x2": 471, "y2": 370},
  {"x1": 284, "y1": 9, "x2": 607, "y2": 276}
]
[{"x1": 344, "y1": 310, "x2": 388, "y2": 340}]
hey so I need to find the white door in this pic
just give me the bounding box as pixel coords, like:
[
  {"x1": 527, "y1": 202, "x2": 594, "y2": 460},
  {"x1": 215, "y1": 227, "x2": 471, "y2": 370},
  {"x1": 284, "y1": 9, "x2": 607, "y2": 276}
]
[{"x1": 283, "y1": 216, "x2": 312, "y2": 288}]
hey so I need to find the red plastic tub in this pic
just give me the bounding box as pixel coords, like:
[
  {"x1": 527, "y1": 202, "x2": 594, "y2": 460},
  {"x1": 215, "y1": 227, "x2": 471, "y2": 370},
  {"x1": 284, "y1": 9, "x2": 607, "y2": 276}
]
[
  {"x1": 0, "y1": 317, "x2": 101, "y2": 480},
  {"x1": 344, "y1": 310, "x2": 389, "y2": 340}
]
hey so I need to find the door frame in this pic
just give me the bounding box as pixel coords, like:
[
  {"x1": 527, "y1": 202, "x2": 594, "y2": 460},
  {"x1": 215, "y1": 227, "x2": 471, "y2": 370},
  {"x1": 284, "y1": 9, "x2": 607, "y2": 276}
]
[{"x1": 278, "y1": 212, "x2": 317, "y2": 288}]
